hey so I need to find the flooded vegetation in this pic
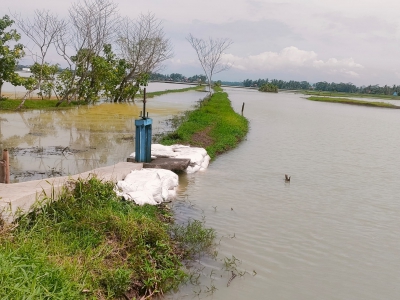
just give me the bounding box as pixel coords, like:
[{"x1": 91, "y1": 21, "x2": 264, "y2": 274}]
[{"x1": 0, "y1": 84, "x2": 201, "y2": 182}]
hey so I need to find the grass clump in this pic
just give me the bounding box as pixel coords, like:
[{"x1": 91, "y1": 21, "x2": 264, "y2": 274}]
[
  {"x1": 170, "y1": 220, "x2": 216, "y2": 259},
  {"x1": 160, "y1": 87, "x2": 249, "y2": 159},
  {"x1": 307, "y1": 96, "x2": 399, "y2": 109},
  {"x1": 0, "y1": 176, "x2": 217, "y2": 299},
  {"x1": 0, "y1": 98, "x2": 84, "y2": 110}
]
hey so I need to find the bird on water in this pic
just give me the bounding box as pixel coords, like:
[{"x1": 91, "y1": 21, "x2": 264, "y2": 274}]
[{"x1": 285, "y1": 174, "x2": 291, "y2": 182}]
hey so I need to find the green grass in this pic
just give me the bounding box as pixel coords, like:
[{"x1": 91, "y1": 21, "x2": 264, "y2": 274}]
[
  {"x1": 138, "y1": 85, "x2": 204, "y2": 98},
  {"x1": 0, "y1": 98, "x2": 84, "y2": 110},
  {"x1": 160, "y1": 87, "x2": 249, "y2": 159},
  {"x1": 0, "y1": 177, "x2": 215, "y2": 299},
  {"x1": 307, "y1": 96, "x2": 399, "y2": 108},
  {"x1": 303, "y1": 90, "x2": 400, "y2": 99}
]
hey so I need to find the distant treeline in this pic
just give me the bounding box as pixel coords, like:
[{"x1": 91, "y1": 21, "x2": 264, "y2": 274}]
[
  {"x1": 150, "y1": 73, "x2": 400, "y2": 95},
  {"x1": 243, "y1": 78, "x2": 400, "y2": 95},
  {"x1": 243, "y1": 79, "x2": 311, "y2": 90},
  {"x1": 150, "y1": 72, "x2": 206, "y2": 83},
  {"x1": 312, "y1": 82, "x2": 400, "y2": 95}
]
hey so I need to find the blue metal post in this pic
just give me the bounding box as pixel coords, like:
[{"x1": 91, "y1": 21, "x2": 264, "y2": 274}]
[{"x1": 135, "y1": 118, "x2": 152, "y2": 162}]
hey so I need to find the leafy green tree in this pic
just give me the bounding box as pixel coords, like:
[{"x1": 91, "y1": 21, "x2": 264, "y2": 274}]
[
  {"x1": 259, "y1": 83, "x2": 278, "y2": 93},
  {"x1": 29, "y1": 62, "x2": 59, "y2": 99},
  {"x1": 169, "y1": 73, "x2": 184, "y2": 81},
  {"x1": 0, "y1": 15, "x2": 25, "y2": 97}
]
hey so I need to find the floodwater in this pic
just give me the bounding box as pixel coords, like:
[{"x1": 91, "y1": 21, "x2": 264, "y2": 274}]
[
  {"x1": 1, "y1": 72, "x2": 196, "y2": 98},
  {"x1": 0, "y1": 83, "x2": 202, "y2": 182},
  {"x1": 170, "y1": 88, "x2": 400, "y2": 300}
]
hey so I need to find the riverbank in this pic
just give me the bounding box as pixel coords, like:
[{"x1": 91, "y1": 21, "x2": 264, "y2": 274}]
[
  {"x1": 0, "y1": 87, "x2": 248, "y2": 299},
  {"x1": 160, "y1": 87, "x2": 249, "y2": 159},
  {"x1": 0, "y1": 176, "x2": 215, "y2": 299},
  {"x1": 307, "y1": 96, "x2": 400, "y2": 109},
  {"x1": 303, "y1": 90, "x2": 400, "y2": 100}
]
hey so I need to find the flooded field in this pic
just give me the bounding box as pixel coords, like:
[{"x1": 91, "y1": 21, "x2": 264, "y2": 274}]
[{"x1": 0, "y1": 83, "x2": 203, "y2": 182}]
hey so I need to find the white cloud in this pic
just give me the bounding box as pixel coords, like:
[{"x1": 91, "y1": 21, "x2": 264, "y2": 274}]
[{"x1": 222, "y1": 47, "x2": 364, "y2": 77}]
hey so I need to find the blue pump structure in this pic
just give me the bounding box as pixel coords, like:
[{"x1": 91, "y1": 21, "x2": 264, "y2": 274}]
[{"x1": 135, "y1": 88, "x2": 152, "y2": 163}]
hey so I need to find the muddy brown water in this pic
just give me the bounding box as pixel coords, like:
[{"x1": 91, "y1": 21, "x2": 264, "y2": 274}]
[
  {"x1": 0, "y1": 83, "x2": 203, "y2": 182},
  {"x1": 169, "y1": 88, "x2": 400, "y2": 300}
]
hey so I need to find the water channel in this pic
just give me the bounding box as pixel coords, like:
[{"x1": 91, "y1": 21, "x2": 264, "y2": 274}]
[
  {"x1": 170, "y1": 88, "x2": 400, "y2": 300},
  {"x1": 2, "y1": 85, "x2": 400, "y2": 299}
]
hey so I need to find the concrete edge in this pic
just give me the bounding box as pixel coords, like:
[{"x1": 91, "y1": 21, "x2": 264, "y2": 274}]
[{"x1": 0, "y1": 162, "x2": 143, "y2": 224}]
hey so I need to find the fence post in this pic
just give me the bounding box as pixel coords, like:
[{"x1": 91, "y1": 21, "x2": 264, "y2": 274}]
[
  {"x1": 1, "y1": 149, "x2": 10, "y2": 184},
  {"x1": 0, "y1": 158, "x2": 3, "y2": 183}
]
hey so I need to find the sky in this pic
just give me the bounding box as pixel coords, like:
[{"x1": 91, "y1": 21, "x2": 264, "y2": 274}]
[{"x1": 5, "y1": 0, "x2": 400, "y2": 86}]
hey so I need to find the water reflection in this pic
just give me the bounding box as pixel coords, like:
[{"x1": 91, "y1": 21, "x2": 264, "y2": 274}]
[
  {"x1": 1, "y1": 89, "x2": 203, "y2": 182},
  {"x1": 168, "y1": 88, "x2": 400, "y2": 300}
]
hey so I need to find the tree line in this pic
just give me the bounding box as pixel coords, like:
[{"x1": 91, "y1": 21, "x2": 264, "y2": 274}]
[
  {"x1": 149, "y1": 72, "x2": 207, "y2": 83},
  {"x1": 0, "y1": 0, "x2": 173, "y2": 108},
  {"x1": 243, "y1": 78, "x2": 400, "y2": 95}
]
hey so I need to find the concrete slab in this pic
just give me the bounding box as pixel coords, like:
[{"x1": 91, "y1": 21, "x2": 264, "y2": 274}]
[
  {"x1": 127, "y1": 157, "x2": 191, "y2": 172},
  {"x1": 0, "y1": 162, "x2": 143, "y2": 224},
  {"x1": 144, "y1": 158, "x2": 191, "y2": 172}
]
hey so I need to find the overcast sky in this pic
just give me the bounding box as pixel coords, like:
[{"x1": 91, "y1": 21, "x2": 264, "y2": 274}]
[{"x1": 6, "y1": 0, "x2": 400, "y2": 85}]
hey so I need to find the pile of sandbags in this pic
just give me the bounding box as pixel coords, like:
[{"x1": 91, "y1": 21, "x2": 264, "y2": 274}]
[
  {"x1": 115, "y1": 168, "x2": 178, "y2": 205},
  {"x1": 130, "y1": 144, "x2": 211, "y2": 174}
]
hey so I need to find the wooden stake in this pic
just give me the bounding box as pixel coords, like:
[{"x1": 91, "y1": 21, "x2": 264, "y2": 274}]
[
  {"x1": 0, "y1": 158, "x2": 3, "y2": 183},
  {"x1": 241, "y1": 102, "x2": 245, "y2": 116},
  {"x1": 3, "y1": 149, "x2": 9, "y2": 184}
]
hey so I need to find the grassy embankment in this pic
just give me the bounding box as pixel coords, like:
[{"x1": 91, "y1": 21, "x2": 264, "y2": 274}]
[
  {"x1": 0, "y1": 177, "x2": 215, "y2": 299},
  {"x1": 0, "y1": 86, "x2": 203, "y2": 110},
  {"x1": 0, "y1": 86, "x2": 247, "y2": 299},
  {"x1": 160, "y1": 86, "x2": 249, "y2": 159},
  {"x1": 303, "y1": 90, "x2": 400, "y2": 99},
  {"x1": 307, "y1": 96, "x2": 400, "y2": 109}
]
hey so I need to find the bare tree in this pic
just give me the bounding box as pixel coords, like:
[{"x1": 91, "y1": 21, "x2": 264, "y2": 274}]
[
  {"x1": 12, "y1": 10, "x2": 64, "y2": 67},
  {"x1": 55, "y1": 0, "x2": 120, "y2": 105},
  {"x1": 114, "y1": 13, "x2": 173, "y2": 102},
  {"x1": 69, "y1": 0, "x2": 119, "y2": 56},
  {"x1": 12, "y1": 10, "x2": 65, "y2": 108},
  {"x1": 187, "y1": 34, "x2": 233, "y2": 93}
]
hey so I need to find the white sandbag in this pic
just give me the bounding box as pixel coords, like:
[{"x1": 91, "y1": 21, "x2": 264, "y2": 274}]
[
  {"x1": 143, "y1": 173, "x2": 162, "y2": 199},
  {"x1": 186, "y1": 165, "x2": 201, "y2": 174},
  {"x1": 136, "y1": 144, "x2": 211, "y2": 174},
  {"x1": 125, "y1": 191, "x2": 158, "y2": 205},
  {"x1": 151, "y1": 144, "x2": 177, "y2": 158},
  {"x1": 176, "y1": 151, "x2": 204, "y2": 166},
  {"x1": 168, "y1": 189, "x2": 177, "y2": 199},
  {"x1": 115, "y1": 168, "x2": 178, "y2": 205},
  {"x1": 151, "y1": 144, "x2": 174, "y2": 152},
  {"x1": 173, "y1": 146, "x2": 207, "y2": 157},
  {"x1": 201, "y1": 155, "x2": 210, "y2": 169},
  {"x1": 170, "y1": 144, "x2": 190, "y2": 150}
]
